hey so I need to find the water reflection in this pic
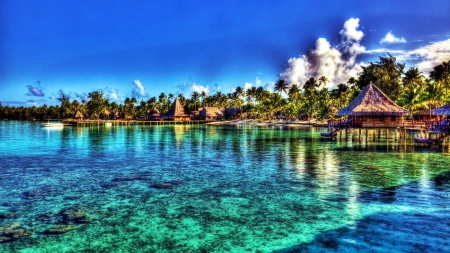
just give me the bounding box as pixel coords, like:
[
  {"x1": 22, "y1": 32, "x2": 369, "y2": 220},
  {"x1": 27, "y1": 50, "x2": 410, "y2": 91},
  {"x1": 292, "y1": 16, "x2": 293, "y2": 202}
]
[{"x1": 1, "y1": 122, "x2": 449, "y2": 252}]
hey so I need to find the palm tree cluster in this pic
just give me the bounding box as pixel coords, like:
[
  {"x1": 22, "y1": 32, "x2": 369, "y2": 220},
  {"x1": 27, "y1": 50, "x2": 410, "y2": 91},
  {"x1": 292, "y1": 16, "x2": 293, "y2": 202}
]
[{"x1": 1, "y1": 57, "x2": 449, "y2": 121}]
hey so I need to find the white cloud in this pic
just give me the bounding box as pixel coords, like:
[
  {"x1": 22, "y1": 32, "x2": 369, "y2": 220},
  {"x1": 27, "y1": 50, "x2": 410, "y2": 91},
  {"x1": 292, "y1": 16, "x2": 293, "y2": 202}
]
[
  {"x1": 380, "y1": 32, "x2": 406, "y2": 44},
  {"x1": 339, "y1": 18, "x2": 364, "y2": 42},
  {"x1": 255, "y1": 77, "x2": 261, "y2": 86},
  {"x1": 244, "y1": 82, "x2": 252, "y2": 91},
  {"x1": 396, "y1": 39, "x2": 450, "y2": 73},
  {"x1": 279, "y1": 18, "x2": 365, "y2": 89},
  {"x1": 104, "y1": 87, "x2": 120, "y2": 101},
  {"x1": 132, "y1": 80, "x2": 148, "y2": 98},
  {"x1": 191, "y1": 82, "x2": 210, "y2": 94},
  {"x1": 364, "y1": 48, "x2": 405, "y2": 55},
  {"x1": 264, "y1": 82, "x2": 275, "y2": 92}
]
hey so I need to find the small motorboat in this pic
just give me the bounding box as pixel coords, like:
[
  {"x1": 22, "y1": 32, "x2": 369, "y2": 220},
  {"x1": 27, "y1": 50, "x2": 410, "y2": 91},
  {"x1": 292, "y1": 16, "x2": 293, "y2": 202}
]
[{"x1": 41, "y1": 121, "x2": 64, "y2": 128}]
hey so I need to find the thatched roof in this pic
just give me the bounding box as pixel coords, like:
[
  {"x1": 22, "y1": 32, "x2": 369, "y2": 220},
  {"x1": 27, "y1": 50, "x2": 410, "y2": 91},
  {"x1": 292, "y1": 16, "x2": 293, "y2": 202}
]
[
  {"x1": 165, "y1": 98, "x2": 188, "y2": 116},
  {"x1": 336, "y1": 83, "x2": 408, "y2": 116},
  {"x1": 74, "y1": 110, "x2": 84, "y2": 118},
  {"x1": 224, "y1": 108, "x2": 241, "y2": 117},
  {"x1": 433, "y1": 103, "x2": 450, "y2": 115},
  {"x1": 149, "y1": 108, "x2": 160, "y2": 115},
  {"x1": 413, "y1": 105, "x2": 437, "y2": 116},
  {"x1": 199, "y1": 107, "x2": 224, "y2": 117}
]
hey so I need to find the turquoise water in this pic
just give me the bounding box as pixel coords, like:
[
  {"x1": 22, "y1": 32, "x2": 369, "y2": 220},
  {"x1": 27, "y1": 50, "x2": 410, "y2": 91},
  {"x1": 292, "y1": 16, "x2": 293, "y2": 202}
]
[{"x1": 0, "y1": 121, "x2": 449, "y2": 252}]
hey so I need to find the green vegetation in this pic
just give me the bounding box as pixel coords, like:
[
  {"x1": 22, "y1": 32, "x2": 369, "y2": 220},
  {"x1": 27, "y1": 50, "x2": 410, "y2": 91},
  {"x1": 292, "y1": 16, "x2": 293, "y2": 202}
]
[{"x1": 1, "y1": 57, "x2": 449, "y2": 121}]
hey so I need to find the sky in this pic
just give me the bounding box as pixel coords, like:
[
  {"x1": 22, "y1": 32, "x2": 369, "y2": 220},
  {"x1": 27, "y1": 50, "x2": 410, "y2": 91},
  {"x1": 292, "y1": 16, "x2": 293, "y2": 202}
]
[{"x1": 1, "y1": 0, "x2": 450, "y2": 107}]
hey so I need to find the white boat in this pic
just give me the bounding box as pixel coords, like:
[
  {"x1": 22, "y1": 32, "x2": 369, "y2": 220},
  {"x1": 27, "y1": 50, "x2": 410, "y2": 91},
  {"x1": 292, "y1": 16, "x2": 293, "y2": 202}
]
[{"x1": 41, "y1": 121, "x2": 64, "y2": 128}]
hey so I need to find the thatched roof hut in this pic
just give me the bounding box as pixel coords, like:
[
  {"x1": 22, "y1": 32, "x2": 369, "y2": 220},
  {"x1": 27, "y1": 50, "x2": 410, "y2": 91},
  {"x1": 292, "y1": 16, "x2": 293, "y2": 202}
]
[
  {"x1": 74, "y1": 110, "x2": 84, "y2": 119},
  {"x1": 433, "y1": 103, "x2": 450, "y2": 115},
  {"x1": 163, "y1": 98, "x2": 190, "y2": 121},
  {"x1": 224, "y1": 108, "x2": 241, "y2": 118},
  {"x1": 337, "y1": 83, "x2": 407, "y2": 116},
  {"x1": 336, "y1": 83, "x2": 407, "y2": 127},
  {"x1": 413, "y1": 105, "x2": 437, "y2": 120},
  {"x1": 147, "y1": 108, "x2": 161, "y2": 120},
  {"x1": 149, "y1": 108, "x2": 160, "y2": 115},
  {"x1": 199, "y1": 107, "x2": 224, "y2": 121}
]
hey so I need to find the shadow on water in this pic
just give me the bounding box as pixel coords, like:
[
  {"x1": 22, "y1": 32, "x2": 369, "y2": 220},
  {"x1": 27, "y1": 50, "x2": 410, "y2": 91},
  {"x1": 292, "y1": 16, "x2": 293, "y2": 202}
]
[
  {"x1": 275, "y1": 210, "x2": 450, "y2": 253},
  {"x1": 277, "y1": 169, "x2": 450, "y2": 252}
]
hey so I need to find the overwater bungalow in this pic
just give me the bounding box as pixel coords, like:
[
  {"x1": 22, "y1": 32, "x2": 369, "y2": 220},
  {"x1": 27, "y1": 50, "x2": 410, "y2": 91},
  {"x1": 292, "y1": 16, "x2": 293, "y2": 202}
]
[
  {"x1": 199, "y1": 107, "x2": 224, "y2": 121},
  {"x1": 147, "y1": 108, "x2": 161, "y2": 120},
  {"x1": 432, "y1": 103, "x2": 450, "y2": 117},
  {"x1": 336, "y1": 83, "x2": 408, "y2": 128},
  {"x1": 413, "y1": 105, "x2": 438, "y2": 121},
  {"x1": 162, "y1": 98, "x2": 190, "y2": 121},
  {"x1": 73, "y1": 111, "x2": 84, "y2": 120}
]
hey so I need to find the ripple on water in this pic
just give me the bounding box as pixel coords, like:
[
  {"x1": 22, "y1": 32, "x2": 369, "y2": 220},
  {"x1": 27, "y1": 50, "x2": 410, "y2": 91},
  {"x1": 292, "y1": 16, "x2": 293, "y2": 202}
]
[{"x1": 0, "y1": 122, "x2": 449, "y2": 252}]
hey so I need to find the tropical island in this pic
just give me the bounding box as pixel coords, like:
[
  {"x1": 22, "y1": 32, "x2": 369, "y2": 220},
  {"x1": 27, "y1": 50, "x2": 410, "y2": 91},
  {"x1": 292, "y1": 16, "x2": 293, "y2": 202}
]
[{"x1": 1, "y1": 56, "x2": 449, "y2": 125}]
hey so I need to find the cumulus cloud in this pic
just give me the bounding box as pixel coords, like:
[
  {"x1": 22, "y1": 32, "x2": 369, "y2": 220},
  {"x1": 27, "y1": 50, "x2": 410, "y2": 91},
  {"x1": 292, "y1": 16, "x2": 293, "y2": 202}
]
[
  {"x1": 192, "y1": 82, "x2": 210, "y2": 94},
  {"x1": 26, "y1": 84, "x2": 45, "y2": 97},
  {"x1": 339, "y1": 18, "x2": 364, "y2": 42},
  {"x1": 380, "y1": 32, "x2": 406, "y2": 44},
  {"x1": 177, "y1": 81, "x2": 210, "y2": 96},
  {"x1": 131, "y1": 80, "x2": 148, "y2": 98},
  {"x1": 103, "y1": 87, "x2": 120, "y2": 101},
  {"x1": 244, "y1": 82, "x2": 252, "y2": 91},
  {"x1": 396, "y1": 39, "x2": 450, "y2": 73},
  {"x1": 278, "y1": 18, "x2": 365, "y2": 89}
]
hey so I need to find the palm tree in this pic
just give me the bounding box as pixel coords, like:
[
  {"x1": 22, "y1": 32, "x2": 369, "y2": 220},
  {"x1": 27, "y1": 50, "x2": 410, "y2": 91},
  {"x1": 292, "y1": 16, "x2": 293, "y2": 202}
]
[
  {"x1": 403, "y1": 67, "x2": 424, "y2": 90},
  {"x1": 124, "y1": 97, "x2": 137, "y2": 119},
  {"x1": 246, "y1": 87, "x2": 257, "y2": 104},
  {"x1": 336, "y1": 83, "x2": 350, "y2": 108},
  {"x1": 274, "y1": 79, "x2": 289, "y2": 95},
  {"x1": 158, "y1": 93, "x2": 167, "y2": 112},
  {"x1": 399, "y1": 85, "x2": 423, "y2": 124},
  {"x1": 303, "y1": 77, "x2": 320, "y2": 120},
  {"x1": 319, "y1": 76, "x2": 329, "y2": 89},
  {"x1": 430, "y1": 60, "x2": 450, "y2": 99},
  {"x1": 228, "y1": 92, "x2": 240, "y2": 108},
  {"x1": 421, "y1": 78, "x2": 445, "y2": 118},
  {"x1": 191, "y1": 91, "x2": 200, "y2": 111},
  {"x1": 303, "y1": 77, "x2": 319, "y2": 91},
  {"x1": 288, "y1": 84, "x2": 301, "y2": 103},
  {"x1": 200, "y1": 91, "x2": 207, "y2": 107},
  {"x1": 347, "y1": 77, "x2": 357, "y2": 87},
  {"x1": 146, "y1": 97, "x2": 157, "y2": 110},
  {"x1": 86, "y1": 91, "x2": 108, "y2": 119},
  {"x1": 177, "y1": 94, "x2": 186, "y2": 105}
]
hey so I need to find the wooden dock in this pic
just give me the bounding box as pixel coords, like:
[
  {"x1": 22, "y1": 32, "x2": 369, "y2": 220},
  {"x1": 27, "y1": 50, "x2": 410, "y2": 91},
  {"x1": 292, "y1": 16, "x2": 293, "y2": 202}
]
[
  {"x1": 62, "y1": 119, "x2": 207, "y2": 127},
  {"x1": 321, "y1": 125, "x2": 409, "y2": 142},
  {"x1": 414, "y1": 124, "x2": 450, "y2": 145}
]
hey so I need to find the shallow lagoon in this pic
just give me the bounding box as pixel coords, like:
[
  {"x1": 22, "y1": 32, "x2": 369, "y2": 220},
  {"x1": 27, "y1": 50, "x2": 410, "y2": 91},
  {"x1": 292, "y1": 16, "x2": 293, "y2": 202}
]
[{"x1": 0, "y1": 121, "x2": 449, "y2": 252}]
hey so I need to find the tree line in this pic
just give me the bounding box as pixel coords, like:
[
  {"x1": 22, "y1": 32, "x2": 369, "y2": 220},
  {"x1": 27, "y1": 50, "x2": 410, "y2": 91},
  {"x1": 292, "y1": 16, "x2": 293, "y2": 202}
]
[{"x1": 1, "y1": 55, "x2": 449, "y2": 121}]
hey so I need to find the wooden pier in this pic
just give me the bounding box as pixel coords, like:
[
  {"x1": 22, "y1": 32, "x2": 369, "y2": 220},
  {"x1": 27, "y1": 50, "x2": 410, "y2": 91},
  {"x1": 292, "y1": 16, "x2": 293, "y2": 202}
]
[
  {"x1": 321, "y1": 126, "x2": 408, "y2": 142},
  {"x1": 414, "y1": 122, "x2": 450, "y2": 145},
  {"x1": 62, "y1": 119, "x2": 207, "y2": 127}
]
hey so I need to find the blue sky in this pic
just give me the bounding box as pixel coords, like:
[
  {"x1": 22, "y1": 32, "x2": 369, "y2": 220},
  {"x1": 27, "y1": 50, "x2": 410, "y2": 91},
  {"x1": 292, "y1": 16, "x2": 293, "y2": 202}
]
[{"x1": 1, "y1": 0, "x2": 450, "y2": 106}]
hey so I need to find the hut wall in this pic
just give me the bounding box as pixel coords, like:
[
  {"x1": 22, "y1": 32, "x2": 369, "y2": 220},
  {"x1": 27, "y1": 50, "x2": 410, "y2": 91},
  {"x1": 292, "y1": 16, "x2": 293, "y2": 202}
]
[
  {"x1": 360, "y1": 116, "x2": 403, "y2": 127},
  {"x1": 173, "y1": 115, "x2": 191, "y2": 121}
]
